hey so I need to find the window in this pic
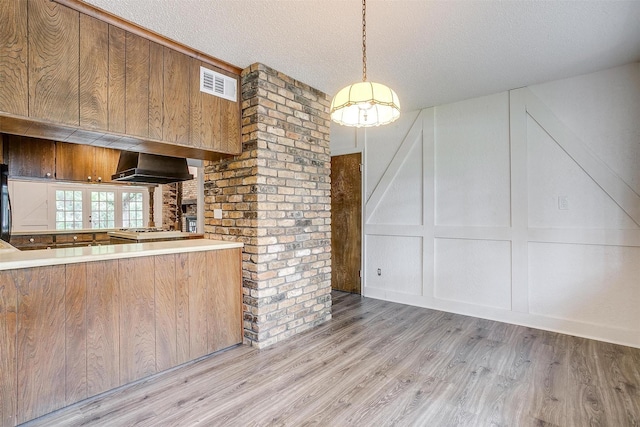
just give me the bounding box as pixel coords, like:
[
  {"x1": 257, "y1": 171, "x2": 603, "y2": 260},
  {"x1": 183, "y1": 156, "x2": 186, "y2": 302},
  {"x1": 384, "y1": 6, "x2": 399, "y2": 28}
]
[
  {"x1": 122, "y1": 192, "x2": 144, "y2": 228},
  {"x1": 91, "y1": 191, "x2": 115, "y2": 229},
  {"x1": 50, "y1": 184, "x2": 148, "y2": 230},
  {"x1": 55, "y1": 190, "x2": 83, "y2": 230}
]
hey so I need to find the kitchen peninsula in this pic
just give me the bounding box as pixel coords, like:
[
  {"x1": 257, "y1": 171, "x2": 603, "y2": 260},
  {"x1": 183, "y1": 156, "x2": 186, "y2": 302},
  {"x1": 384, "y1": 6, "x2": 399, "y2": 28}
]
[{"x1": 0, "y1": 238, "x2": 243, "y2": 426}]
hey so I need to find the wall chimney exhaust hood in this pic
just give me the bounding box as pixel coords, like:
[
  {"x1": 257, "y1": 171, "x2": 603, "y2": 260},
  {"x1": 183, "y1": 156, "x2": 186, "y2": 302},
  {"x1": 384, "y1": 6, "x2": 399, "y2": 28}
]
[{"x1": 112, "y1": 151, "x2": 194, "y2": 184}]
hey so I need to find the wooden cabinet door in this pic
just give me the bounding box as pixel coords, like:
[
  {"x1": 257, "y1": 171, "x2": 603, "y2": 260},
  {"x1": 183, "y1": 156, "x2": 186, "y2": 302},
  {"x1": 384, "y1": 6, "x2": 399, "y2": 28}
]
[
  {"x1": 190, "y1": 60, "x2": 241, "y2": 153},
  {"x1": 163, "y1": 48, "x2": 191, "y2": 145},
  {"x1": 0, "y1": 0, "x2": 28, "y2": 116},
  {"x1": 93, "y1": 146, "x2": 121, "y2": 183},
  {"x1": 16, "y1": 266, "x2": 67, "y2": 423},
  {"x1": 79, "y1": 13, "x2": 109, "y2": 131},
  {"x1": 4, "y1": 135, "x2": 55, "y2": 179},
  {"x1": 207, "y1": 248, "x2": 242, "y2": 352},
  {"x1": 28, "y1": 0, "x2": 79, "y2": 126},
  {"x1": 220, "y1": 97, "x2": 241, "y2": 154},
  {"x1": 55, "y1": 142, "x2": 94, "y2": 182},
  {"x1": 56, "y1": 143, "x2": 120, "y2": 183},
  {"x1": 107, "y1": 25, "x2": 126, "y2": 134},
  {"x1": 124, "y1": 32, "x2": 150, "y2": 138}
]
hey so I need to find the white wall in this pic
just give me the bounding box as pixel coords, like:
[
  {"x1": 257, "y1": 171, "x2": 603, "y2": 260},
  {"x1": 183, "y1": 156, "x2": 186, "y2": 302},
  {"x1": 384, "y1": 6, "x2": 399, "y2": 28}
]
[{"x1": 332, "y1": 63, "x2": 640, "y2": 348}]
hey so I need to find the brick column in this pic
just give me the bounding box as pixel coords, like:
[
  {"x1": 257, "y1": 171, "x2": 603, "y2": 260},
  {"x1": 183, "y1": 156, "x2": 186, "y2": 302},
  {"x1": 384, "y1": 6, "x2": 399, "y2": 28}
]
[{"x1": 204, "y1": 63, "x2": 332, "y2": 348}]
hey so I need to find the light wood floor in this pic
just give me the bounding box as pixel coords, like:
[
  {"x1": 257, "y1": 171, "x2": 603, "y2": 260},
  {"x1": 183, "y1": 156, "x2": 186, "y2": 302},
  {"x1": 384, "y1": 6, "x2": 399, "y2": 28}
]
[{"x1": 25, "y1": 291, "x2": 640, "y2": 426}]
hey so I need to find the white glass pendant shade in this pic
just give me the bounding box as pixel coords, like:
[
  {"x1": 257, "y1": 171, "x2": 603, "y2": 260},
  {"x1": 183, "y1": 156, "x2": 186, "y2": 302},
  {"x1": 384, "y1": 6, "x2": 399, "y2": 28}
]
[{"x1": 330, "y1": 81, "x2": 400, "y2": 127}]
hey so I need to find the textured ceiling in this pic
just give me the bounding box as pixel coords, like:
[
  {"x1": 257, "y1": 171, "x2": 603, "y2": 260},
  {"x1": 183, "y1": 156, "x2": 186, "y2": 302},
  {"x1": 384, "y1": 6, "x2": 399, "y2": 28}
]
[{"x1": 83, "y1": 0, "x2": 640, "y2": 112}]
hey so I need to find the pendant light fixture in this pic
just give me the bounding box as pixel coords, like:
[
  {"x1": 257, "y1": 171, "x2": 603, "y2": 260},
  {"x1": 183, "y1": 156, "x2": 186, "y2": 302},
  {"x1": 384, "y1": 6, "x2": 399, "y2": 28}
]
[{"x1": 330, "y1": 0, "x2": 400, "y2": 127}]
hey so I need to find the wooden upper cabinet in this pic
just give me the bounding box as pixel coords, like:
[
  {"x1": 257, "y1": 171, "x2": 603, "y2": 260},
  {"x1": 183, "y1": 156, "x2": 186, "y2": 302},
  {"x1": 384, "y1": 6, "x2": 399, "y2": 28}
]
[
  {"x1": 0, "y1": 0, "x2": 28, "y2": 116},
  {"x1": 163, "y1": 48, "x2": 191, "y2": 145},
  {"x1": 108, "y1": 25, "x2": 126, "y2": 134},
  {"x1": 55, "y1": 142, "x2": 95, "y2": 182},
  {"x1": 79, "y1": 14, "x2": 109, "y2": 131},
  {"x1": 28, "y1": 0, "x2": 80, "y2": 126},
  {"x1": 221, "y1": 92, "x2": 241, "y2": 154},
  {"x1": 190, "y1": 60, "x2": 241, "y2": 154},
  {"x1": 93, "y1": 146, "x2": 121, "y2": 183},
  {"x1": 148, "y1": 42, "x2": 164, "y2": 140},
  {"x1": 0, "y1": 0, "x2": 242, "y2": 160},
  {"x1": 4, "y1": 135, "x2": 55, "y2": 179},
  {"x1": 125, "y1": 32, "x2": 150, "y2": 138},
  {"x1": 56, "y1": 142, "x2": 120, "y2": 183}
]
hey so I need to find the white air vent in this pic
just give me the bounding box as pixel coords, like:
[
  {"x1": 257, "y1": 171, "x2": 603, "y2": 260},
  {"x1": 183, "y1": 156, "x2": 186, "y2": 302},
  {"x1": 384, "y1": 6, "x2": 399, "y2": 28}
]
[{"x1": 200, "y1": 66, "x2": 237, "y2": 102}]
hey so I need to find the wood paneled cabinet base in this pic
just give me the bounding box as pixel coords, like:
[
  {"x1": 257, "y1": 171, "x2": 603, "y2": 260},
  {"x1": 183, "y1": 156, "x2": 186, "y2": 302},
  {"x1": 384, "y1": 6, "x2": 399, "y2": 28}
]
[{"x1": 0, "y1": 247, "x2": 242, "y2": 426}]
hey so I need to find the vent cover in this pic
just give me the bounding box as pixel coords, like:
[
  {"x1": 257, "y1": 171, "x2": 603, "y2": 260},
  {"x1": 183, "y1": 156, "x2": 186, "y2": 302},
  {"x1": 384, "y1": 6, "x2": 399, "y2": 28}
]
[{"x1": 200, "y1": 66, "x2": 237, "y2": 102}]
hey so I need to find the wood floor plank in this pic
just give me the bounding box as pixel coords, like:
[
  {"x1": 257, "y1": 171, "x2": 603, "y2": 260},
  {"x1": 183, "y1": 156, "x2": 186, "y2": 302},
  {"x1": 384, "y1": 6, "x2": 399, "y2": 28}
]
[
  {"x1": 23, "y1": 291, "x2": 640, "y2": 427},
  {"x1": 566, "y1": 337, "x2": 609, "y2": 426}
]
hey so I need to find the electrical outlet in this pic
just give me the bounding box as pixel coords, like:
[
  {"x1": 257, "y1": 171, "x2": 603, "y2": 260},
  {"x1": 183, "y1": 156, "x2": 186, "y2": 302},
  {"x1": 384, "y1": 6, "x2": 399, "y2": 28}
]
[
  {"x1": 558, "y1": 196, "x2": 569, "y2": 210},
  {"x1": 214, "y1": 209, "x2": 223, "y2": 219},
  {"x1": 377, "y1": 268, "x2": 382, "y2": 276}
]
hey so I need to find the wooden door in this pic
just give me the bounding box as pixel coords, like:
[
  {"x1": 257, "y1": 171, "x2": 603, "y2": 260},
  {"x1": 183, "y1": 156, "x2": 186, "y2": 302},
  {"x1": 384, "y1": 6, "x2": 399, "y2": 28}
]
[{"x1": 331, "y1": 153, "x2": 362, "y2": 294}]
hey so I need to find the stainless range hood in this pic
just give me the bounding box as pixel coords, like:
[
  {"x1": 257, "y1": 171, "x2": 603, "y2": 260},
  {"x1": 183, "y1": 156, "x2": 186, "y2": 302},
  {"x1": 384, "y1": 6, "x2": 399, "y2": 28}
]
[{"x1": 111, "y1": 151, "x2": 194, "y2": 184}]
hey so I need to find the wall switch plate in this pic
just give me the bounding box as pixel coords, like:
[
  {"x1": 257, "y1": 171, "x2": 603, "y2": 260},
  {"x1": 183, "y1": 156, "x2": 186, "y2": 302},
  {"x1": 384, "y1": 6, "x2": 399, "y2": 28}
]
[
  {"x1": 214, "y1": 209, "x2": 223, "y2": 219},
  {"x1": 558, "y1": 195, "x2": 569, "y2": 210}
]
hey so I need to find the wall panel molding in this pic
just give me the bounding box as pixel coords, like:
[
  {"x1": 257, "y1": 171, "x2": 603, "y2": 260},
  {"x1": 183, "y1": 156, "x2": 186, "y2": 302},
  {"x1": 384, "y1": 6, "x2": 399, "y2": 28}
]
[
  {"x1": 365, "y1": 110, "x2": 427, "y2": 223},
  {"x1": 361, "y1": 65, "x2": 640, "y2": 348},
  {"x1": 525, "y1": 89, "x2": 640, "y2": 227}
]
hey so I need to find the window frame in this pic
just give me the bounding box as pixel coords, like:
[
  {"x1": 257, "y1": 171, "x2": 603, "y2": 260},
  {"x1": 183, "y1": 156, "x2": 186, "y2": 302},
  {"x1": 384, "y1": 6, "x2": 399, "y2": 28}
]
[{"x1": 48, "y1": 183, "x2": 149, "y2": 230}]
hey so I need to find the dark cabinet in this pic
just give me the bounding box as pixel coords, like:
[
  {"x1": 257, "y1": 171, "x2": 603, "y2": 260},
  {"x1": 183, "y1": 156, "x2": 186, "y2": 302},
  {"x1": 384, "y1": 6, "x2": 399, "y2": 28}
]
[
  {"x1": 3, "y1": 136, "x2": 120, "y2": 182},
  {"x1": 55, "y1": 142, "x2": 121, "y2": 183},
  {"x1": 3, "y1": 135, "x2": 55, "y2": 179}
]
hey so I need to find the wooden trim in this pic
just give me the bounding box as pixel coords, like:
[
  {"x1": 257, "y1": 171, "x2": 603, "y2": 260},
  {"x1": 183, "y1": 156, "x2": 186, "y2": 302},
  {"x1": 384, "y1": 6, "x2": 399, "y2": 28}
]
[{"x1": 53, "y1": 0, "x2": 242, "y2": 76}]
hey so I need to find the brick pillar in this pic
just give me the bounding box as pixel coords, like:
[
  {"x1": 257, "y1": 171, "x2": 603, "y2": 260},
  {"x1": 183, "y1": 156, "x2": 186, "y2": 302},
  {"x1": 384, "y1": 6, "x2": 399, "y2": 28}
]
[
  {"x1": 162, "y1": 183, "x2": 178, "y2": 230},
  {"x1": 204, "y1": 63, "x2": 332, "y2": 348}
]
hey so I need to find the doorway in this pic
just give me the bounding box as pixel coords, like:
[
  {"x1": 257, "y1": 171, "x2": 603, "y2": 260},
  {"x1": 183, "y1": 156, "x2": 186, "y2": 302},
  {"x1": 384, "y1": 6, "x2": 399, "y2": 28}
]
[{"x1": 331, "y1": 153, "x2": 362, "y2": 294}]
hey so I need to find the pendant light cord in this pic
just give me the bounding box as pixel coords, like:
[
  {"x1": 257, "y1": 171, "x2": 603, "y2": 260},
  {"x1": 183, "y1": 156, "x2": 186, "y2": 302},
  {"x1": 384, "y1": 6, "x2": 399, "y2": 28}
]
[{"x1": 362, "y1": 0, "x2": 367, "y2": 82}]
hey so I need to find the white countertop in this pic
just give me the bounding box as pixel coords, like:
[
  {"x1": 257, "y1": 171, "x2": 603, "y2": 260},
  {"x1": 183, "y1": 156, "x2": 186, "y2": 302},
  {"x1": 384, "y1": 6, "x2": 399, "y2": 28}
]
[
  {"x1": 0, "y1": 240, "x2": 19, "y2": 254},
  {"x1": 12, "y1": 228, "x2": 120, "y2": 235},
  {"x1": 0, "y1": 239, "x2": 243, "y2": 271},
  {"x1": 108, "y1": 230, "x2": 203, "y2": 240}
]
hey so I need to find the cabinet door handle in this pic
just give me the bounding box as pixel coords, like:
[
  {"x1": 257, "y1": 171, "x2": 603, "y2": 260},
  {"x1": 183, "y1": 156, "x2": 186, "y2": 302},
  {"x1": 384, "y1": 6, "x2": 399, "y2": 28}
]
[
  {"x1": 29, "y1": 238, "x2": 35, "y2": 243},
  {"x1": 87, "y1": 176, "x2": 92, "y2": 181},
  {"x1": 73, "y1": 236, "x2": 78, "y2": 241},
  {"x1": 45, "y1": 173, "x2": 52, "y2": 178}
]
